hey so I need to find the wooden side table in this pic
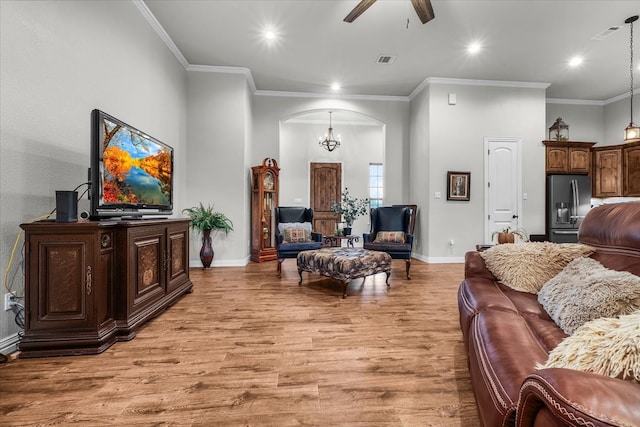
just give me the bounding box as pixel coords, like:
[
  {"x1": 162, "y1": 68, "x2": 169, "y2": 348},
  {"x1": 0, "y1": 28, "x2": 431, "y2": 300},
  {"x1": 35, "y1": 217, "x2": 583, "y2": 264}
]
[{"x1": 324, "y1": 235, "x2": 360, "y2": 248}]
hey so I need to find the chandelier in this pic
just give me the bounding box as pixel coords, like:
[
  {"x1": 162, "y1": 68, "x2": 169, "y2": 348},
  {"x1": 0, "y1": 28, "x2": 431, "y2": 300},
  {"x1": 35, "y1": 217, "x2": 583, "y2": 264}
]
[
  {"x1": 318, "y1": 111, "x2": 341, "y2": 152},
  {"x1": 624, "y1": 15, "x2": 640, "y2": 142}
]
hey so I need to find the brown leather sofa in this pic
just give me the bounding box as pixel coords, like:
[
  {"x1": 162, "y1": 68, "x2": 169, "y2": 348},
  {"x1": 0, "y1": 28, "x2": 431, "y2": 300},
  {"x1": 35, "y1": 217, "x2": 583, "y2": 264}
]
[{"x1": 458, "y1": 202, "x2": 640, "y2": 427}]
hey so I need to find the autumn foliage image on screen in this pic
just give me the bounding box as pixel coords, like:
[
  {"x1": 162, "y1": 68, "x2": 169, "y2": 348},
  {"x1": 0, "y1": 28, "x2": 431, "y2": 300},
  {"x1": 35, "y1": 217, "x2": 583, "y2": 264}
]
[{"x1": 100, "y1": 117, "x2": 172, "y2": 206}]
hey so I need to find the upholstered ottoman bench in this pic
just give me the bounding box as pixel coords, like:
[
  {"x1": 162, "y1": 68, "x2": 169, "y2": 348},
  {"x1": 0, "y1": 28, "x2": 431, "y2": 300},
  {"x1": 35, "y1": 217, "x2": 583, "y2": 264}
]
[{"x1": 297, "y1": 248, "x2": 391, "y2": 298}]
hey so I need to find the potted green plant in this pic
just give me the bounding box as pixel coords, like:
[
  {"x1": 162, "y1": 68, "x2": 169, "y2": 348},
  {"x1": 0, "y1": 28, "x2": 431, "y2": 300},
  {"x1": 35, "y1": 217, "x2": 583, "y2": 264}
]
[
  {"x1": 183, "y1": 202, "x2": 233, "y2": 268},
  {"x1": 330, "y1": 188, "x2": 369, "y2": 236},
  {"x1": 491, "y1": 226, "x2": 528, "y2": 244}
]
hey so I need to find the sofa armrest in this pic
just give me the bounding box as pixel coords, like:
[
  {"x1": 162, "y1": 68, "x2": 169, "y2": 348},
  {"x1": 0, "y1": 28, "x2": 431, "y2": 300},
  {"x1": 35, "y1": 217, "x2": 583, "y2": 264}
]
[
  {"x1": 464, "y1": 251, "x2": 497, "y2": 280},
  {"x1": 363, "y1": 232, "x2": 374, "y2": 243},
  {"x1": 517, "y1": 369, "x2": 640, "y2": 427},
  {"x1": 311, "y1": 232, "x2": 322, "y2": 242}
]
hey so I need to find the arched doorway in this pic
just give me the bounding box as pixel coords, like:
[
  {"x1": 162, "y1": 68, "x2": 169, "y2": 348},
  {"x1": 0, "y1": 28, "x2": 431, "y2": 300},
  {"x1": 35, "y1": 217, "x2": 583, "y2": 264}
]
[{"x1": 279, "y1": 110, "x2": 385, "y2": 238}]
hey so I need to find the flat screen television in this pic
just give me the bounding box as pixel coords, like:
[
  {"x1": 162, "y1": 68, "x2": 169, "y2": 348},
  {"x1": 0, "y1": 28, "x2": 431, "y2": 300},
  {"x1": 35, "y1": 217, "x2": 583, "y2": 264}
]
[{"x1": 89, "y1": 109, "x2": 173, "y2": 219}]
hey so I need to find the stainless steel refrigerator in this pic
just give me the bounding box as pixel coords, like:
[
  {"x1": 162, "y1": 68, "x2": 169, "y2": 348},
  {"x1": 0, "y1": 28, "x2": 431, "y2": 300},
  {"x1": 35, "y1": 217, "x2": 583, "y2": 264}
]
[{"x1": 546, "y1": 175, "x2": 591, "y2": 243}]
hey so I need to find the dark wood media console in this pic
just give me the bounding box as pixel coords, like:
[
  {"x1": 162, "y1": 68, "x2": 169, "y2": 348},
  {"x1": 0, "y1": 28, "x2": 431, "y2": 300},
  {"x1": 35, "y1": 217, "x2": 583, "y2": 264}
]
[{"x1": 19, "y1": 218, "x2": 193, "y2": 358}]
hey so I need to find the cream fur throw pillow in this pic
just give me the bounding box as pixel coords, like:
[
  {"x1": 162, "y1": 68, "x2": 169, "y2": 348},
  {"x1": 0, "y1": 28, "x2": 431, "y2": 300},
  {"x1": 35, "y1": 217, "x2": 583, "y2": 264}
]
[
  {"x1": 479, "y1": 242, "x2": 594, "y2": 294},
  {"x1": 538, "y1": 257, "x2": 640, "y2": 335},
  {"x1": 537, "y1": 311, "x2": 640, "y2": 382}
]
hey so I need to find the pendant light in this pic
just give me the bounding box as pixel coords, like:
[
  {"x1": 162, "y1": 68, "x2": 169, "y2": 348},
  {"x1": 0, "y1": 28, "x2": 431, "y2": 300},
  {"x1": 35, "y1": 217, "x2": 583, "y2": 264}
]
[
  {"x1": 319, "y1": 111, "x2": 341, "y2": 152},
  {"x1": 624, "y1": 15, "x2": 640, "y2": 142}
]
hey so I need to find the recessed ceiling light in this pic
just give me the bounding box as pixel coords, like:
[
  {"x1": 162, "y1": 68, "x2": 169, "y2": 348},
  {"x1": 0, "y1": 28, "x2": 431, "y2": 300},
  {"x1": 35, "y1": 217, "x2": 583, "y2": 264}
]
[
  {"x1": 467, "y1": 42, "x2": 482, "y2": 54},
  {"x1": 331, "y1": 83, "x2": 341, "y2": 91},
  {"x1": 265, "y1": 31, "x2": 275, "y2": 40},
  {"x1": 569, "y1": 56, "x2": 583, "y2": 67}
]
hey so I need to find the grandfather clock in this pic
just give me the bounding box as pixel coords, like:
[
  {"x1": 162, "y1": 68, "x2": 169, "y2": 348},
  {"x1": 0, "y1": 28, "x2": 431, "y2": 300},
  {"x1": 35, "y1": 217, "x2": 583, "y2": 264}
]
[{"x1": 251, "y1": 158, "x2": 279, "y2": 262}]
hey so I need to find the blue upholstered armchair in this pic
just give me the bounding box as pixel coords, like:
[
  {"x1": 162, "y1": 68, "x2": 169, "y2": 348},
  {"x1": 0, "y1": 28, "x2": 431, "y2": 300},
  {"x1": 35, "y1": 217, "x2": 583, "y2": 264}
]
[
  {"x1": 363, "y1": 206, "x2": 414, "y2": 279},
  {"x1": 275, "y1": 207, "x2": 323, "y2": 276}
]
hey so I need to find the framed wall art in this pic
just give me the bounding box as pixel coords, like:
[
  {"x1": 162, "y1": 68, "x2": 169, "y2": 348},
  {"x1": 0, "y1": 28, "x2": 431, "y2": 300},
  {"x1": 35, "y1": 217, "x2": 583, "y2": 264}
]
[{"x1": 447, "y1": 171, "x2": 470, "y2": 201}]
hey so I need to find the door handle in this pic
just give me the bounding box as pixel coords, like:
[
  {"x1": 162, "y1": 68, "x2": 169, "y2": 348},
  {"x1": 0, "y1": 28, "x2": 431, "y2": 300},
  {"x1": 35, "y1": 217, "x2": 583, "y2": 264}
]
[{"x1": 512, "y1": 215, "x2": 518, "y2": 219}]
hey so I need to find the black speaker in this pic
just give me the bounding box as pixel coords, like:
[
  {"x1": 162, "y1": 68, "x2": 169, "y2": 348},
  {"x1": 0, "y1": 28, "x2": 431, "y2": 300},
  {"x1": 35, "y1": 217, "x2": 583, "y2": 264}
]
[{"x1": 56, "y1": 191, "x2": 78, "y2": 222}]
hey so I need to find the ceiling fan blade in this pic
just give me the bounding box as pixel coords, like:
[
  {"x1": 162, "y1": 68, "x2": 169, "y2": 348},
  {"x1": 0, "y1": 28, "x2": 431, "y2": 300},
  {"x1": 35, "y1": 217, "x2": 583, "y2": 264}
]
[
  {"x1": 344, "y1": 0, "x2": 377, "y2": 23},
  {"x1": 411, "y1": 0, "x2": 435, "y2": 24}
]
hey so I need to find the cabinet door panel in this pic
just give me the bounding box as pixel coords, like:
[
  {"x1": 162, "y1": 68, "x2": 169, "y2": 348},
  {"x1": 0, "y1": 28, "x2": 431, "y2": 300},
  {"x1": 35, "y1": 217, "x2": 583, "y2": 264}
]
[
  {"x1": 546, "y1": 147, "x2": 568, "y2": 173},
  {"x1": 131, "y1": 231, "x2": 165, "y2": 309},
  {"x1": 568, "y1": 148, "x2": 590, "y2": 173},
  {"x1": 624, "y1": 145, "x2": 640, "y2": 196},
  {"x1": 167, "y1": 224, "x2": 189, "y2": 292},
  {"x1": 593, "y1": 149, "x2": 622, "y2": 197},
  {"x1": 30, "y1": 236, "x2": 93, "y2": 330}
]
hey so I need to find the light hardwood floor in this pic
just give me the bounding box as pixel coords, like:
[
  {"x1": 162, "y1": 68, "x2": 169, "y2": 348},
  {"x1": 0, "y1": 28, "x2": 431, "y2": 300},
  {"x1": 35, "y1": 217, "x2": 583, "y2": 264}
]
[{"x1": 0, "y1": 259, "x2": 480, "y2": 426}]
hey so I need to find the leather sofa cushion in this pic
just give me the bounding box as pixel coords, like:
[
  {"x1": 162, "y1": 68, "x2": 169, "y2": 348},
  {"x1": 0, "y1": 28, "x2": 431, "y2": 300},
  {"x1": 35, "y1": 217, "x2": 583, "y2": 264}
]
[
  {"x1": 578, "y1": 201, "x2": 640, "y2": 276},
  {"x1": 467, "y1": 310, "x2": 552, "y2": 427},
  {"x1": 458, "y1": 278, "x2": 554, "y2": 340}
]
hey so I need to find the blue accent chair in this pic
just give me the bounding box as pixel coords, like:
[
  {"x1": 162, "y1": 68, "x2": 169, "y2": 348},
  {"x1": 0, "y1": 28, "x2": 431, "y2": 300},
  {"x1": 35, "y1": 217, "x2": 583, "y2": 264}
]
[
  {"x1": 363, "y1": 206, "x2": 414, "y2": 279},
  {"x1": 275, "y1": 207, "x2": 323, "y2": 276}
]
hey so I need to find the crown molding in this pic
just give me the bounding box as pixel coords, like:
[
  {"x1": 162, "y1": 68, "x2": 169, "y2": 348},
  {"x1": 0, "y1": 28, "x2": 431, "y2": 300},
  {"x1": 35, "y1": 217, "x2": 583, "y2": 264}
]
[
  {"x1": 408, "y1": 79, "x2": 430, "y2": 100},
  {"x1": 131, "y1": 0, "x2": 188, "y2": 68},
  {"x1": 546, "y1": 98, "x2": 605, "y2": 106},
  {"x1": 286, "y1": 118, "x2": 381, "y2": 126},
  {"x1": 409, "y1": 77, "x2": 550, "y2": 100},
  {"x1": 604, "y1": 90, "x2": 635, "y2": 105},
  {"x1": 547, "y1": 90, "x2": 638, "y2": 106},
  {"x1": 427, "y1": 77, "x2": 550, "y2": 90},
  {"x1": 254, "y1": 90, "x2": 409, "y2": 102},
  {"x1": 186, "y1": 65, "x2": 257, "y2": 92}
]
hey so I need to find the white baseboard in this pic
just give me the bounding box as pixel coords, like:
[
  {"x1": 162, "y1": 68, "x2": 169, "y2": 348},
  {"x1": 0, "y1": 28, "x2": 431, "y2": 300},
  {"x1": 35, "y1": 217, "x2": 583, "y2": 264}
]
[
  {"x1": 189, "y1": 257, "x2": 250, "y2": 268},
  {"x1": 412, "y1": 253, "x2": 464, "y2": 264},
  {"x1": 189, "y1": 255, "x2": 464, "y2": 268},
  {"x1": 0, "y1": 332, "x2": 20, "y2": 356}
]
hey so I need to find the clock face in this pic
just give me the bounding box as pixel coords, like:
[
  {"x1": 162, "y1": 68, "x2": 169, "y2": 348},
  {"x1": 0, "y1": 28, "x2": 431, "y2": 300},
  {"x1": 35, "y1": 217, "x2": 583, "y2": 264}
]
[{"x1": 264, "y1": 172, "x2": 274, "y2": 190}]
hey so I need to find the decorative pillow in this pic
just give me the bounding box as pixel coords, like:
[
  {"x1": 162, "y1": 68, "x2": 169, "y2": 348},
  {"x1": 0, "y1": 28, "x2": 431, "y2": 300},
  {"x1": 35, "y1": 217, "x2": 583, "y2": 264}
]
[
  {"x1": 538, "y1": 256, "x2": 640, "y2": 334},
  {"x1": 278, "y1": 222, "x2": 312, "y2": 232},
  {"x1": 375, "y1": 231, "x2": 406, "y2": 243},
  {"x1": 479, "y1": 242, "x2": 595, "y2": 294},
  {"x1": 282, "y1": 228, "x2": 312, "y2": 243},
  {"x1": 537, "y1": 311, "x2": 640, "y2": 382}
]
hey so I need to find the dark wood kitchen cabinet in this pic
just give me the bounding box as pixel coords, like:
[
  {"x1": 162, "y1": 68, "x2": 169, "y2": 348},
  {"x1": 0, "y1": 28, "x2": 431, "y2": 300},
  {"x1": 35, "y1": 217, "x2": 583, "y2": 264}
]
[
  {"x1": 543, "y1": 141, "x2": 595, "y2": 174},
  {"x1": 591, "y1": 141, "x2": 640, "y2": 197},
  {"x1": 592, "y1": 147, "x2": 623, "y2": 197},
  {"x1": 623, "y1": 142, "x2": 640, "y2": 196},
  {"x1": 19, "y1": 219, "x2": 192, "y2": 358}
]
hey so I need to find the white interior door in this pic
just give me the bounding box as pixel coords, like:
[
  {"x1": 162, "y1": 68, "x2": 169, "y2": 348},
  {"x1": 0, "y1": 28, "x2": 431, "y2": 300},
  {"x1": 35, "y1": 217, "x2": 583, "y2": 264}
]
[{"x1": 484, "y1": 137, "x2": 522, "y2": 243}]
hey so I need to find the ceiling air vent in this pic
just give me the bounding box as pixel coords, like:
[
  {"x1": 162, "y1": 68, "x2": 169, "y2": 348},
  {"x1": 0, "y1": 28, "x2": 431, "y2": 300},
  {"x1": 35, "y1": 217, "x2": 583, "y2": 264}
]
[
  {"x1": 592, "y1": 26, "x2": 621, "y2": 40},
  {"x1": 376, "y1": 55, "x2": 397, "y2": 64}
]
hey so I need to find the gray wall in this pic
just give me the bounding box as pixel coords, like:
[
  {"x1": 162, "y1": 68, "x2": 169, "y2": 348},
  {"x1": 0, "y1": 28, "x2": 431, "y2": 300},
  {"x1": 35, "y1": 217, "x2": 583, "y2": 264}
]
[
  {"x1": 0, "y1": 0, "x2": 187, "y2": 351},
  {"x1": 412, "y1": 82, "x2": 547, "y2": 260},
  {"x1": 186, "y1": 71, "x2": 252, "y2": 265},
  {"x1": 546, "y1": 103, "x2": 604, "y2": 143},
  {"x1": 252, "y1": 95, "x2": 411, "y2": 205},
  {"x1": 603, "y1": 94, "x2": 639, "y2": 146},
  {"x1": 280, "y1": 118, "x2": 384, "y2": 237},
  {"x1": 546, "y1": 94, "x2": 640, "y2": 147},
  {"x1": 409, "y1": 87, "x2": 431, "y2": 256}
]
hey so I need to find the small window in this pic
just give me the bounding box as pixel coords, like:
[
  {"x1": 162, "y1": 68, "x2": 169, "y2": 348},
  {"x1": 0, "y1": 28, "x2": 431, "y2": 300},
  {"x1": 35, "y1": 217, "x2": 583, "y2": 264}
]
[{"x1": 369, "y1": 163, "x2": 383, "y2": 208}]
